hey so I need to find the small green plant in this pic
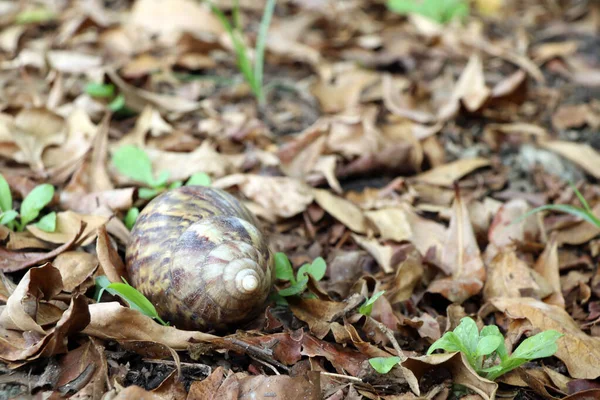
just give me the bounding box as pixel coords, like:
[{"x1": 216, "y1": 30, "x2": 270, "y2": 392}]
[
  {"x1": 427, "y1": 317, "x2": 562, "y2": 380},
  {"x1": 208, "y1": 0, "x2": 276, "y2": 105},
  {"x1": 95, "y1": 275, "x2": 169, "y2": 326},
  {"x1": 15, "y1": 7, "x2": 56, "y2": 24},
  {"x1": 275, "y1": 253, "x2": 326, "y2": 297},
  {"x1": 370, "y1": 317, "x2": 562, "y2": 380},
  {"x1": 84, "y1": 82, "x2": 125, "y2": 112},
  {"x1": 387, "y1": 0, "x2": 469, "y2": 24},
  {"x1": 111, "y1": 145, "x2": 212, "y2": 200},
  {"x1": 518, "y1": 183, "x2": 600, "y2": 229},
  {"x1": 0, "y1": 174, "x2": 56, "y2": 232},
  {"x1": 359, "y1": 290, "x2": 385, "y2": 316},
  {"x1": 124, "y1": 207, "x2": 140, "y2": 230}
]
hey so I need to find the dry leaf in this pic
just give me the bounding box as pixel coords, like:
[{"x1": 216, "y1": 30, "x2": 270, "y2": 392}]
[
  {"x1": 27, "y1": 211, "x2": 108, "y2": 247},
  {"x1": 414, "y1": 158, "x2": 490, "y2": 186},
  {"x1": 428, "y1": 191, "x2": 486, "y2": 303},
  {"x1": 534, "y1": 234, "x2": 565, "y2": 308},
  {"x1": 313, "y1": 189, "x2": 367, "y2": 234},
  {"x1": 53, "y1": 251, "x2": 98, "y2": 293},
  {"x1": 541, "y1": 141, "x2": 600, "y2": 179}
]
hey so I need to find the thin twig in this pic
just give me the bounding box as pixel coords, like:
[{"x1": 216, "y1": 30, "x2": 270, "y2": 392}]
[
  {"x1": 142, "y1": 359, "x2": 212, "y2": 375},
  {"x1": 320, "y1": 372, "x2": 363, "y2": 383},
  {"x1": 225, "y1": 338, "x2": 290, "y2": 372},
  {"x1": 369, "y1": 318, "x2": 406, "y2": 361},
  {"x1": 249, "y1": 355, "x2": 280, "y2": 375}
]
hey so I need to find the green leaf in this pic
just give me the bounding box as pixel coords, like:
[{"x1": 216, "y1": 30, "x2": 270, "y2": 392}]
[
  {"x1": 476, "y1": 335, "x2": 502, "y2": 357},
  {"x1": 359, "y1": 290, "x2": 385, "y2": 316},
  {"x1": 275, "y1": 252, "x2": 295, "y2": 282},
  {"x1": 35, "y1": 212, "x2": 56, "y2": 232},
  {"x1": 85, "y1": 83, "x2": 115, "y2": 98},
  {"x1": 511, "y1": 330, "x2": 563, "y2": 360},
  {"x1": 253, "y1": 0, "x2": 276, "y2": 104},
  {"x1": 124, "y1": 207, "x2": 139, "y2": 230},
  {"x1": 427, "y1": 331, "x2": 465, "y2": 355},
  {"x1": 0, "y1": 210, "x2": 18, "y2": 226},
  {"x1": 15, "y1": 7, "x2": 56, "y2": 24},
  {"x1": 95, "y1": 276, "x2": 168, "y2": 326},
  {"x1": 480, "y1": 325, "x2": 508, "y2": 361},
  {"x1": 570, "y1": 182, "x2": 593, "y2": 213},
  {"x1": 277, "y1": 276, "x2": 308, "y2": 297},
  {"x1": 108, "y1": 94, "x2": 125, "y2": 112},
  {"x1": 482, "y1": 357, "x2": 527, "y2": 381},
  {"x1": 453, "y1": 317, "x2": 479, "y2": 357},
  {"x1": 0, "y1": 174, "x2": 12, "y2": 212},
  {"x1": 20, "y1": 184, "x2": 54, "y2": 227},
  {"x1": 369, "y1": 356, "x2": 401, "y2": 374},
  {"x1": 186, "y1": 172, "x2": 212, "y2": 187},
  {"x1": 111, "y1": 145, "x2": 155, "y2": 186},
  {"x1": 152, "y1": 170, "x2": 170, "y2": 188},
  {"x1": 169, "y1": 181, "x2": 183, "y2": 190},
  {"x1": 138, "y1": 187, "x2": 161, "y2": 200},
  {"x1": 516, "y1": 204, "x2": 600, "y2": 229},
  {"x1": 297, "y1": 257, "x2": 327, "y2": 283}
]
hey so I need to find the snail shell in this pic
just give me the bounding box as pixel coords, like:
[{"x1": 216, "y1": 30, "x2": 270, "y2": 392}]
[{"x1": 125, "y1": 186, "x2": 275, "y2": 331}]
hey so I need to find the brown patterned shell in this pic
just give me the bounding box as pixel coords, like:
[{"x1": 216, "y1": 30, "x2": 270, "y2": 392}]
[{"x1": 125, "y1": 186, "x2": 275, "y2": 331}]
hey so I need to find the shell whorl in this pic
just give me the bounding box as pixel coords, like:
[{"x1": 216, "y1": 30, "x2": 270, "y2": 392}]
[{"x1": 125, "y1": 186, "x2": 274, "y2": 331}]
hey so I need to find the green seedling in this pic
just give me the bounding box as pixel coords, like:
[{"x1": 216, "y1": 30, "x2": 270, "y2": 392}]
[
  {"x1": 359, "y1": 290, "x2": 385, "y2": 316},
  {"x1": 124, "y1": 207, "x2": 140, "y2": 230},
  {"x1": 208, "y1": 0, "x2": 276, "y2": 105},
  {"x1": 112, "y1": 145, "x2": 212, "y2": 200},
  {"x1": 427, "y1": 317, "x2": 562, "y2": 381},
  {"x1": 369, "y1": 356, "x2": 401, "y2": 374},
  {"x1": 95, "y1": 275, "x2": 169, "y2": 326},
  {"x1": 15, "y1": 7, "x2": 56, "y2": 24},
  {"x1": 0, "y1": 174, "x2": 56, "y2": 232},
  {"x1": 85, "y1": 82, "x2": 126, "y2": 113},
  {"x1": 275, "y1": 253, "x2": 326, "y2": 297},
  {"x1": 387, "y1": 0, "x2": 469, "y2": 24},
  {"x1": 517, "y1": 182, "x2": 600, "y2": 229}
]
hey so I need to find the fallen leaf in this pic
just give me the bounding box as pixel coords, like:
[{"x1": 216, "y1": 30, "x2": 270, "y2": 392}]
[
  {"x1": 541, "y1": 141, "x2": 600, "y2": 179},
  {"x1": 47, "y1": 51, "x2": 102, "y2": 74},
  {"x1": 413, "y1": 158, "x2": 490, "y2": 186},
  {"x1": 27, "y1": 211, "x2": 108, "y2": 246},
  {"x1": 534, "y1": 234, "x2": 565, "y2": 308},
  {"x1": 311, "y1": 68, "x2": 379, "y2": 113},
  {"x1": 483, "y1": 249, "x2": 554, "y2": 301},
  {"x1": 365, "y1": 207, "x2": 413, "y2": 242},
  {"x1": 428, "y1": 190, "x2": 486, "y2": 303},
  {"x1": 313, "y1": 189, "x2": 367, "y2": 234},
  {"x1": 53, "y1": 251, "x2": 98, "y2": 293}
]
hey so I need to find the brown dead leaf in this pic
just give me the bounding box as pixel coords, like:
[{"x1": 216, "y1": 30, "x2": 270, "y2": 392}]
[
  {"x1": 384, "y1": 245, "x2": 424, "y2": 304},
  {"x1": 12, "y1": 108, "x2": 66, "y2": 172},
  {"x1": 187, "y1": 367, "x2": 225, "y2": 400},
  {"x1": 27, "y1": 211, "x2": 107, "y2": 247},
  {"x1": 552, "y1": 104, "x2": 600, "y2": 131},
  {"x1": 313, "y1": 189, "x2": 367, "y2": 234},
  {"x1": 47, "y1": 51, "x2": 102, "y2": 74},
  {"x1": 301, "y1": 334, "x2": 368, "y2": 377},
  {"x1": 237, "y1": 372, "x2": 320, "y2": 400},
  {"x1": 534, "y1": 234, "x2": 565, "y2": 308},
  {"x1": 311, "y1": 68, "x2": 379, "y2": 113},
  {"x1": 82, "y1": 302, "x2": 217, "y2": 350},
  {"x1": 428, "y1": 190, "x2": 486, "y2": 303},
  {"x1": 288, "y1": 295, "x2": 363, "y2": 339},
  {"x1": 438, "y1": 54, "x2": 491, "y2": 120},
  {"x1": 214, "y1": 174, "x2": 314, "y2": 219},
  {"x1": 487, "y1": 297, "x2": 600, "y2": 379},
  {"x1": 55, "y1": 338, "x2": 107, "y2": 398},
  {"x1": 96, "y1": 225, "x2": 127, "y2": 283},
  {"x1": 413, "y1": 158, "x2": 490, "y2": 186},
  {"x1": 129, "y1": 0, "x2": 223, "y2": 46},
  {"x1": 107, "y1": 69, "x2": 201, "y2": 114},
  {"x1": 0, "y1": 263, "x2": 63, "y2": 334},
  {"x1": 541, "y1": 141, "x2": 600, "y2": 179},
  {"x1": 0, "y1": 221, "x2": 85, "y2": 272},
  {"x1": 483, "y1": 249, "x2": 554, "y2": 301},
  {"x1": 365, "y1": 207, "x2": 413, "y2": 242}
]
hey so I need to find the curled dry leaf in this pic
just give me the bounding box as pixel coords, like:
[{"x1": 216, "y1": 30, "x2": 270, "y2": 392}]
[
  {"x1": 301, "y1": 334, "x2": 368, "y2": 377},
  {"x1": 82, "y1": 302, "x2": 217, "y2": 350},
  {"x1": 0, "y1": 221, "x2": 85, "y2": 273},
  {"x1": 486, "y1": 297, "x2": 600, "y2": 379},
  {"x1": 55, "y1": 338, "x2": 107, "y2": 398},
  {"x1": 311, "y1": 68, "x2": 379, "y2": 113},
  {"x1": 428, "y1": 190, "x2": 486, "y2": 303},
  {"x1": 0, "y1": 263, "x2": 63, "y2": 334},
  {"x1": 288, "y1": 295, "x2": 363, "y2": 339},
  {"x1": 483, "y1": 249, "x2": 554, "y2": 301},
  {"x1": 47, "y1": 51, "x2": 102, "y2": 74},
  {"x1": 534, "y1": 234, "x2": 565, "y2": 308},
  {"x1": 96, "y1": 224, "x2": 127, "y2": 283}
]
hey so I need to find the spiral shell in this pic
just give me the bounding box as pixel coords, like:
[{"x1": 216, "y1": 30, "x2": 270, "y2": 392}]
[{"x1": 125, "y1": 186, "x2": 275, "y2": 331}]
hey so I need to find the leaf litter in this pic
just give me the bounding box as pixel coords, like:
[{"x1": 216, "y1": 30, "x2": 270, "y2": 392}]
[{"x1": 0, "y1": 0, "x2": 600, "y2": 399}]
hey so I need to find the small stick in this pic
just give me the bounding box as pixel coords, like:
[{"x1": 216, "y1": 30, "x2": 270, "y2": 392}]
[
  {"x1": 320, "y1": 372, "x2": 363, "y2": 383},
  {"x1": 249, "y1": 355, "x2": 280, "y2": 375},
  {"x1": 142, "y1": 359, "x2": 212, "y2": 375},
  {"x1": 370, "y1": 318, "x2": 406, "y2": 361}
]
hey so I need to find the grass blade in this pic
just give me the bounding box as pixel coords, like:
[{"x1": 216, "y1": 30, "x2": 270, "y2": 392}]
[
  {"x1": 517, "y1": 204, "x2": 600, "y2": 229},
  {"x1": 254, "y1": 0, "x2": 277, "y2": 104},
  {"x1": 569, "y1": 182, "x2": 593, "y2": 213}
]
